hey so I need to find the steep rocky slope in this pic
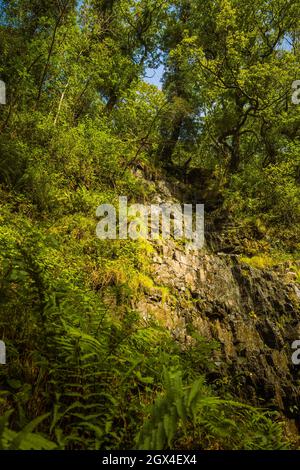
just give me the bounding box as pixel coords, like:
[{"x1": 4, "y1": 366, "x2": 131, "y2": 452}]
[{"x1": 133, "y1": 177, "x2": 300, "y2": 440}]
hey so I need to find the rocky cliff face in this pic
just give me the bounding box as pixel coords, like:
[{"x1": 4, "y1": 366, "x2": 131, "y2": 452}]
[{"x1": 133, "y1": 178, "x2": 300, "y2": 440}]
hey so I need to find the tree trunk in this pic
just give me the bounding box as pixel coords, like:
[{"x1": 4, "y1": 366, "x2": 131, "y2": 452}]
[
  {"x1": 229, "y1": 132, "x2": 241, "y2": 173},
  {"x1": 160, "y1": 116, "x2": 183, "y2": 165}
]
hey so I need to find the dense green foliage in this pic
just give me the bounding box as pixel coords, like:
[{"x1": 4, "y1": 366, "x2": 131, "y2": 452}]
[{"x1": 0, "y1": 0, "x2": 299, "y2": 449}]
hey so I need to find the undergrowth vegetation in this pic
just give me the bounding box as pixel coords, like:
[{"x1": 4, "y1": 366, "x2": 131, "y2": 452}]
[{"x1": 0, "y1": 195, "x2": 291, "y2": 450}]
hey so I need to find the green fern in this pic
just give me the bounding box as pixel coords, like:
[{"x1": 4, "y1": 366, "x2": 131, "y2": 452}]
[{"x1": 136, "y1": 368, "x2": 289, "y2": 450}]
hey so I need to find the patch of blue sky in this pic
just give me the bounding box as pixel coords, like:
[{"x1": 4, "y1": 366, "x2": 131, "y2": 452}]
[{"x1": 143, "y1": 64, "x2": 164, "y2": 90}]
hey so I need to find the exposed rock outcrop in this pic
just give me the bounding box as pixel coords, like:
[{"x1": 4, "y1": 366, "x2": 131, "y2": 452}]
[{"x1": 134, "y1": 178, "x2": 300, "y2": 440}]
